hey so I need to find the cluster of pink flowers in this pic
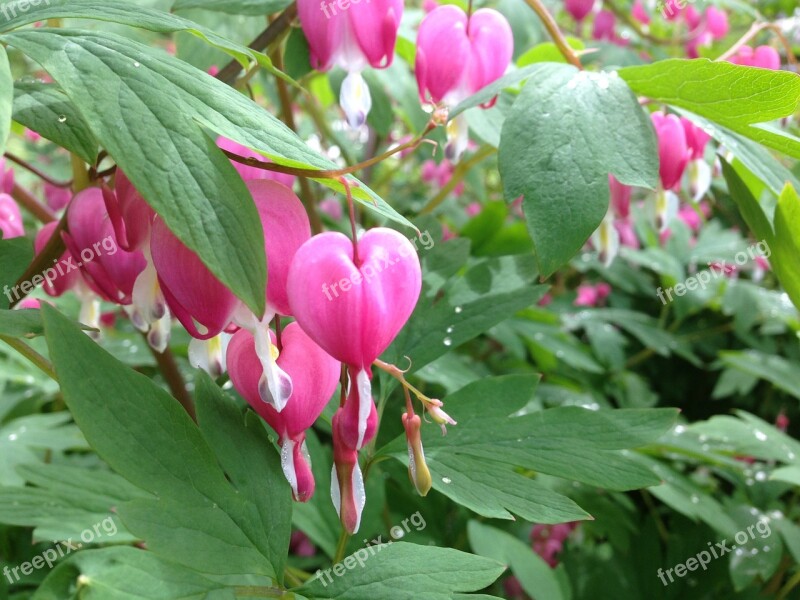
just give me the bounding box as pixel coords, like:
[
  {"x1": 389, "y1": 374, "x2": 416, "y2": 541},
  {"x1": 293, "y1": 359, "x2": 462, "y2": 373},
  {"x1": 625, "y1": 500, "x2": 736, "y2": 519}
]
[{"x1": 728, "y1": 45, "x2": 782, "y2": 70}]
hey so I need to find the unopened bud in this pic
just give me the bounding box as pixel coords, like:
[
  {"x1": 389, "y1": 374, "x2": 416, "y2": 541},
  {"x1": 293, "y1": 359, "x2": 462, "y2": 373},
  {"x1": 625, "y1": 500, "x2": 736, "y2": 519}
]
[{"x1": 403, "y1": 413, "x2": 432, "y2": 496}]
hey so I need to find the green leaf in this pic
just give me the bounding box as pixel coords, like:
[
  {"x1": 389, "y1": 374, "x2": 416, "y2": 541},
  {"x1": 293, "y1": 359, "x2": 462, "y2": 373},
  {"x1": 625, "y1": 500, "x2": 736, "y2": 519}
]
[
  {"x1": 0, "y1": 462, "x2": 144, "y2": 542},
  {"x1": 517, "y1": 39, "x2": 586, "y2": 67},
  {"x1": 173, "y1": 0, "x2": 293, "y2": 15},
  {"x1": 499, "y1": 63, "x2": 658, "y2": 276},
  {"x1": 32, "y1": 547, "x2": 227, "y2": 600},
  {"x1": 3, "y1": 29, "x2": 267, "y2": 315},
  {"x1": 619, "y1": 59, "x2": 800, "y2": 158},
  {"x1": 0, "y1": 308, "x2": 43, "y2": 338},
  {"x1": 295, "y1": 542, "x2": 505, "y2": 600},
  {"x1": 0, "y1": 237, "x2": 33, "y2": 309},
  {"x1": 0, "y1": 45, "x2": 11, "y2": 157},
  {"x1": 383, "y1": 375, "x2": 677, "y2": 522},
  {"x1": 40, "y1": 304, "x2": 284, "y2": 581},
  {"x1": 772, "y1": 183, "x2": 800, "y2": 309},
  {"x1": 718, "y1": 350, "x2": 800, "y2": 403},
  {"x1": 468, "y1": 521, "x2": 565, "y2": 600},
  {"x1": 0, "y1": 412, "x2": 87, "y2": 486},
  {"x1": 770, "y1": 465, "x2": 800, "y2": 486},
  {"x1": 194, "y1": 372, "x2": 292, "y2": 580},
  {"x1": 728, "y1": 505, "x2": 782, "y2": 591},
  {"x1": 387, "y1": 251, "x2": 547, "y2": 372},
  {"x1": 12, "y1": 82, "x2": 98, "y2": 163}
]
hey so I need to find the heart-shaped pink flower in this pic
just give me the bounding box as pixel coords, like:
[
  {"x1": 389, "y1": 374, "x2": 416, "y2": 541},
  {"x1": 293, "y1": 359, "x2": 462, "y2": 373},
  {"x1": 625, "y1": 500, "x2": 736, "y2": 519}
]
[{"x1": 227, "y1": 323, "x2": 340, "y2": 502}]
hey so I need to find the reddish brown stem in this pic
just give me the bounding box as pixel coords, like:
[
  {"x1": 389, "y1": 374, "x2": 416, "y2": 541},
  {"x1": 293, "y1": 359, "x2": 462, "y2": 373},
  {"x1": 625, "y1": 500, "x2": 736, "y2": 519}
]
[
  {"x1": 4, "y1": 152, "x2": 72, "y2": 188},
  {"x1": 10, "y1": 183, "x2": 57, "y2": 224}
]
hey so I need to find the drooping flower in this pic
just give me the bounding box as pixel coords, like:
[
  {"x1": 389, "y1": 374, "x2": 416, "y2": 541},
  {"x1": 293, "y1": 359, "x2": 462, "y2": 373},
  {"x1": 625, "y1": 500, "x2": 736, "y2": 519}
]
[
  {"x1": 63, "y1": 188, "x2": 146, "y2": 306},
  {"x1": 729, "y1": 45, "x2": 782, "y2": 70},
  {"x1": 287, "y1": 227, "x2": 421, "y2": 534},
  {"x1": 564, "y1": 0, "x2": 594, "y2": 23},
  {"x1": 44, "y1": 183, "x2": 71, "y2": 212},
  {"x1": 415, "y1": 5, "x2": 513, "y2": 159},
  {"x1": 680, "y1": 117, "x2": 712, "y2": 201},
  {"x1": 592, "y1": 10, "x2": 617, "y2": 42},
  {"x1": 0, "y1": 158, "x2": 14, "y2": 194},
  {"x1": 632, "y1": 0, "x2": 650, "y2": 25},
  {"x1": 574, "y1": 282, "x2": 611, "y2": 307},
  {"x1": 227, "y1": 323, "x2": 339, "y2": 502},
  {"x1": 297, "y1": 0, "x2": 402, "y2": 127},
  {"x1": 34, "y1": 222, "x2": 83, "y2": 297},
  {"x1": 651, "y1": 112, "x2": 690, "y2": 191},
  {"x1": 705, "y1": 6, "x2": 729, "y2": 40},
  {"x1": 0, "y1": 194, "x2": 24, "y2": 239}
]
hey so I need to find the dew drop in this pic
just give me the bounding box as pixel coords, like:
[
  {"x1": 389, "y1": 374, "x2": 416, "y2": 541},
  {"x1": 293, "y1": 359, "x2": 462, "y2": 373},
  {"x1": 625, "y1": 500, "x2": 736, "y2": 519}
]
[
  {"x1": 57, "y1": 115, "x2": 67, "y2": 123},
  {"x1": 763, "y1": 546, "x2": 771, "y2": 552},
  {"x1": 441, "y1": 477, "x2": 452, "y2": 484},
  {"x1": 755, "y1": 471, "x2": 768, "y2": 482},
  {"x1": 454, "y1": 306, "x2": 463, "y2": 314},
  {"x1": 690, "y1": 494, "x2": 699, "y2": 504},
  {"x1": 8, "y1": 433, "x2": 17, "y2": 442},
  {"x1": 443, "y1": 337, "x2": 452, "y2": 347},
  {"x1": 446, "y1": 326, "x2": 454, "y2": 334},
  {"x1": 754, "y1": 429, "x2": 768, "y2": 441},
  {"x1": 133, "y1": 61, "x2": 141, "y2": 68}
]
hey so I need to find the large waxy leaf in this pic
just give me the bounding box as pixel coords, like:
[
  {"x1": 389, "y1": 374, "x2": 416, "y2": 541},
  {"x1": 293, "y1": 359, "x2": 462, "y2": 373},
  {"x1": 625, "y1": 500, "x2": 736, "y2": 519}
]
[
  {"x1": 0, "y1": 45, "x2": 11, "y2": 157},
  {"x1": 40, "y1": 304, "x2": 287, "y2": 581},
  {"x1": 619, "y1": 59, "x2": 800, "y2": 158},
  {"x1": 295, "y1": 542, "x2": 505, "y2": 600},
  {"x1": 722, "y1": 160, "x2": 800, "y2": 310},
  {"x1": 469, "y1": 521, "x2": 565, "y2": 600},
  {"x1": 499, "y1": 63, "x2": 659, "y2": 277},
  {"x1": 382, "y1": 375, "x2": 677, "y2": 522},
  {"x1": 0, "y1": 308, "x2": 43, "y2": 338},
  {"x1": 12, "y1": 82, "x2": 98, "y2": 163},
  {"x1": 32, "y1": 547, "x2": 227, "y2": 600}
]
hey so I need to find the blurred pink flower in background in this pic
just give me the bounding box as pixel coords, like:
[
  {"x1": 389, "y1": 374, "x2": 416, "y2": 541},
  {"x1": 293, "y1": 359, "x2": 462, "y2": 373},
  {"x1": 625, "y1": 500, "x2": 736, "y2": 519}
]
[{"x1": 574, "y1": 283, "x2": 611, "y2": 307}]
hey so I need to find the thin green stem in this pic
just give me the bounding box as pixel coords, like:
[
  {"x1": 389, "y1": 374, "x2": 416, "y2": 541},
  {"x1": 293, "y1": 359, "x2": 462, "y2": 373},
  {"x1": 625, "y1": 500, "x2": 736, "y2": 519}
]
[
  {"x1": 333, "y1": 529, "x2": 351, "y2": 563},
  {"x1": 419, "y1": 146, "x2": 495, "y2": 214}
]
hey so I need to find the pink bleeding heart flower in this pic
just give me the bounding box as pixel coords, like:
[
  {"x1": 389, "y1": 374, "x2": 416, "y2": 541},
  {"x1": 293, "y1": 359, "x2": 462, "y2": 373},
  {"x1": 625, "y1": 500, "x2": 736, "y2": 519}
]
[
  {"x1": 227, "y1": 323, "x2": 339, "y2": 502},
  {"x1": 297, "y1": 0, "x2": 402, "y2": 127},
  {"x1": 661, "y1": 0, "x2": 683, "y2": 21},
  {"x1": 564, "y1": 0, "x2": 594, "y2": 23},
  {"x1": 287, "y1": 227, "x2": 421, "y2": 449},
  {"x1": 730, "y1": 46, "x2": 781, "y2": 70},
  {"x1": 753, "y1": 45, "x2": 781, "y2": 70},
  {"x1": 44, "y1": 183, "x2": 71, "y2": 212},
  {"x1": 683, "y1": 5, "x2": 701, "y2": 30},
  {"x1": 101, "y1": 171, "x2": 172, "y2": 350},
  {"x1": 150, "y1": 215, "x2": 240, "y2": 340},
  {"x1": 103, "y1": 170, "x2": 155, "y2": 253},
  {"x1": 35, "y1": 222, "x2": 83, "y2": 297},
  {"x1": 574, "y1": 283, "x2": 611, "y2": 307},
  {"x1": 416, "y1": 6, "x2": 513, "y2": 106},
  {"x1": 705, "y1": 6, "x2": 729, "y2": 40},
  {"x1": 632, "y1": 0, "x2": 650, "y2": 25},
  {"x1": 63, "y1": 188, "x2": 145, "y2": 305},
  {"x1": 651, "y1": 113, "x2": 690, "y2": 191},
  {"x1": 0, "y1": 158, "x2": 14, "y2": 194},
  {"x1": 592, "y1": 10, "x2": 617, "y2": 42},
  {"x1": 609, "y1": 175, "x2": 631, "y2": 219},
  {"x1": 0, "y1": 194, "x2": 24, "y2": 239},
  {"x1": 416, "y1": 6, "x2": 512, "y2": 159},
  {"x1": 217, "y1": 137, "x2": 296, "y2": 189},
  {"x1": 680, "y1": 118, "x2": 711, "y2": 160}
]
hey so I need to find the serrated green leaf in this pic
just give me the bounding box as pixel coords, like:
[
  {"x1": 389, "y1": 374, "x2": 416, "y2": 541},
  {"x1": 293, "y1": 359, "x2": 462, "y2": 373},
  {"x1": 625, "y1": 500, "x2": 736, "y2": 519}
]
[
  {"x1": 32, "y1": 547, "x2": 226, "y2": 600},
  {"x1": 295, "y1": 542, "x2": 504, "y2": 600},
  {"x1": 40, "y1": 304, "x2": 284, "y2": 580},
  {"x1": 499, "y1": 63, "x2": 658, "y2": 276}
]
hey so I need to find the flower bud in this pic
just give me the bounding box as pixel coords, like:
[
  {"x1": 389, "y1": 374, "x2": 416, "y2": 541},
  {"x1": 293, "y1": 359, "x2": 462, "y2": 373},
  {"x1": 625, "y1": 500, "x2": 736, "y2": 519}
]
[{"x1": 402, "y1": 412, "x2": 432, "y2": 496}]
